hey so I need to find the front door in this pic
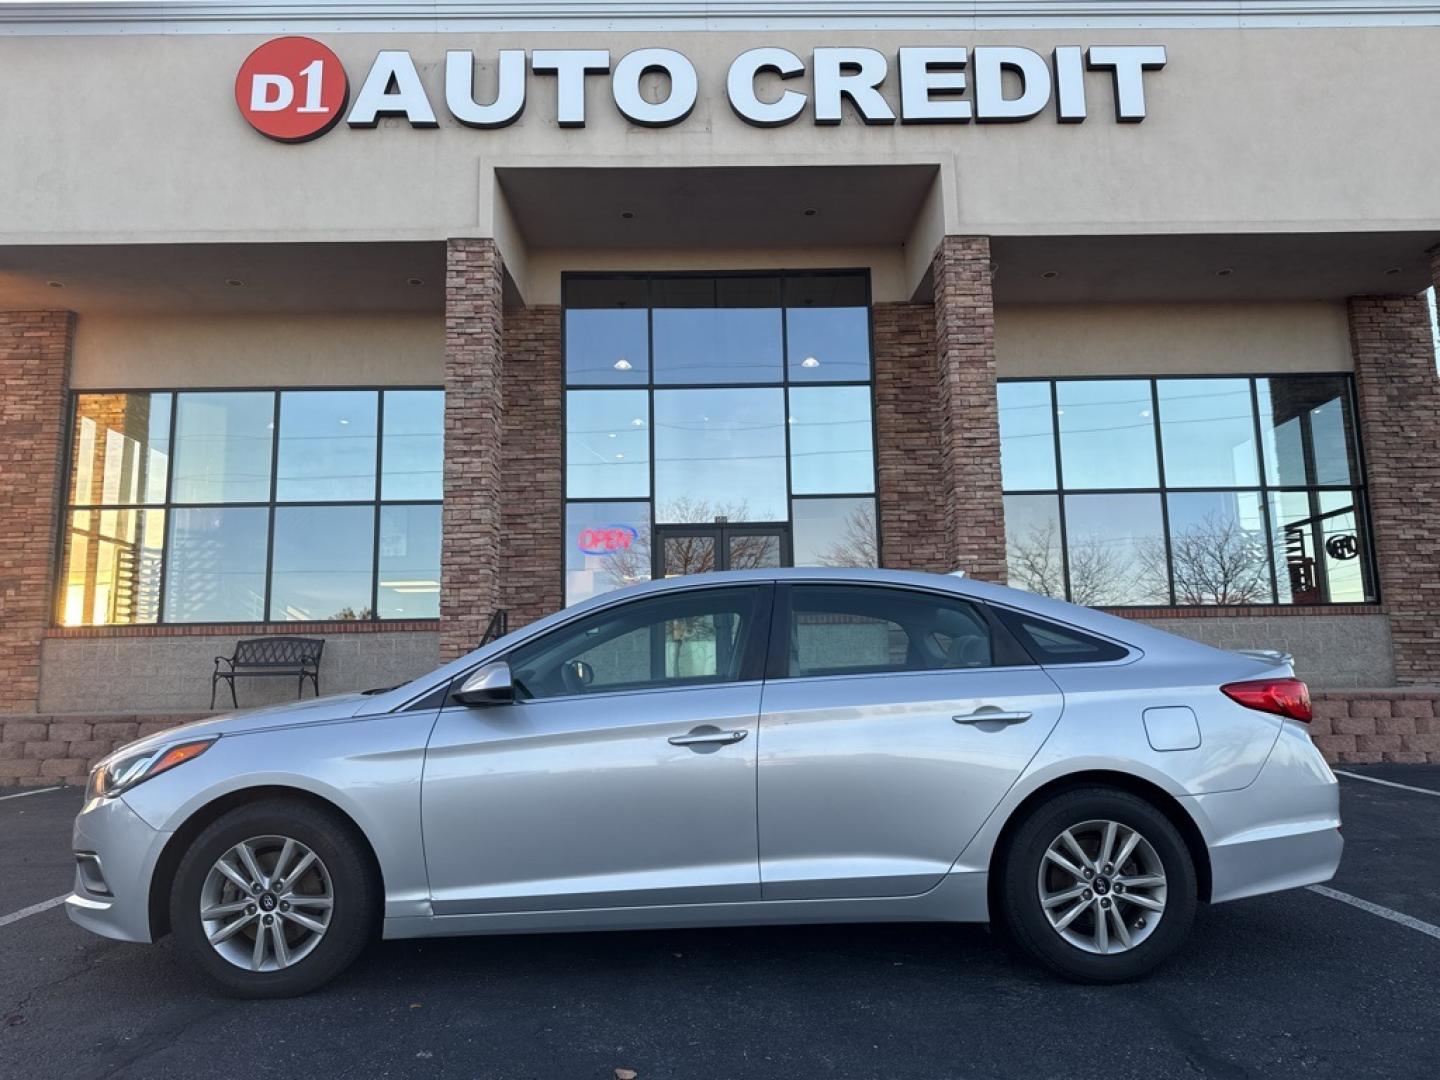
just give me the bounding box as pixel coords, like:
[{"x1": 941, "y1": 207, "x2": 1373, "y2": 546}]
[
  {"x1": 757, "y1": 582, "x2": 1065, "y2": 901},
  {"x1": 421, "y1": 584, "x2": 772, "y2": 914},
  {"x1": 655, "y1": 524, "x2": 789, "y2": 579}
]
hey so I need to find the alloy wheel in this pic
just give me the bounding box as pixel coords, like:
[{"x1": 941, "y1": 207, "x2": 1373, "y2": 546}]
[
  {"x1": 199, "y1": 834, "x2": 335, "y2": 972},
  {"x1": 1036, "y1": 819, "x2": 1168, "y2": 955}
]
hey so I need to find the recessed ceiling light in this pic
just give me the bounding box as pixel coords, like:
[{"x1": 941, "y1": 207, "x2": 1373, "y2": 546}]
[
  {"x1": 614, "y1": 453, "x2": 625, "y2": 460},
  {"x1": 1041, "y1": 270, "x2": 1060, "y2": 280},
  {"x1": 802, "y1": 208, "x2": 818, "y2": 217},
  {"x1": 339, "y1": 418, "x2": 350, "y2": 426},
  {"x1": 607, "y1": 432, "x2": 617, "y2": 439},
  {"x1": 225, "y1": 278, "x2": 245, "y2": 287},
  {"x1": 46, "y1": 280, "x2": 65, "y2": 289},
  {"x1": 1215, "y1": 268, "x2": 1235, "y2": 278},
  {"x1": 405, "y1": 276, "x2": 425, "y2": 286},
  {"x1": 630, "y1": 418, "x2": 645, "y2": 427},
  {"x1": 801, "y1": 356, "x2": 821, "y2": 368},
  {"x1": 613, "y1": 358, "x2": 633, "y2": 370}
]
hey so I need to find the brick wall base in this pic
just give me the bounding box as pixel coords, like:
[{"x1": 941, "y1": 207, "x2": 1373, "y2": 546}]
[
  {"x1": 1308, "y1": 690, "x2": 1440, "y2": 764},
  {"x1": 9, "y1": 690, "x2": 1437, "y2": 789}
]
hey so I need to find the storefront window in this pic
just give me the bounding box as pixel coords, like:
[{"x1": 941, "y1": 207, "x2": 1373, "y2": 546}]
[
  {"x1": 1056, "y1": 380, "x2": 1159, "y2": 490},
  {"x1": 651, "y1": 275, "x2": 784, "y2": 385},
  {"x1": 653, "y1": 387, "x2": 787, "y2": 521},
  {"x1": 566, "y1": 390, "x2": 651, "y2": 499},
  {"x1": 564, "y1": 500, "x2": 652, "y2": 607},
  {"x1": 785, "y1": 274, "x2": 872, "y2": 383},
  {"x1": 59, "y1": 388, "x2": 443, "y2": 626},
  {"x1": 1000, "y1": 375, "x2": 1375, "y2": 607},
  {"x1": 276, "y1": 390, "x2": 378, "y2": 502},
  {"x1": 563, "y1": 271, "x2": 878, "y2": 606}
]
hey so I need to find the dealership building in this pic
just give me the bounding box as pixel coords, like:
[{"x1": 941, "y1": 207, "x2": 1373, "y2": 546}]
[{"x1": 3, "y1": 0, "x2": 1440, "y2": 783}]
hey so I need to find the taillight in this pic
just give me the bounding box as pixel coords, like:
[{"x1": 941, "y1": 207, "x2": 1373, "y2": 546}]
[{"x1": 1221, "y1": 678, "x2": 1312, "y2": 723}]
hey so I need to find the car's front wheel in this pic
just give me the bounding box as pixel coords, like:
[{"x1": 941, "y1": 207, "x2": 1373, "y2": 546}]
[
  {"x1": 998, "y1": 786, "x2": 1198, "y2": 983},
  {"x1": 169, "y1": 798, "x2": 378, "y2": 998}
]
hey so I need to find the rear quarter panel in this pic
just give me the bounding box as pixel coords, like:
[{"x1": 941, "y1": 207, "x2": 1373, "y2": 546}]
[{"x1": 950, "y1": 657, "x2": 1283, "y2": 875}]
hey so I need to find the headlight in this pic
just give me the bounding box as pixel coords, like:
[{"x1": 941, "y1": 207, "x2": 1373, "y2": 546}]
[{"x1": 88, "y1": 738, "x2": 216, "y2": 799}]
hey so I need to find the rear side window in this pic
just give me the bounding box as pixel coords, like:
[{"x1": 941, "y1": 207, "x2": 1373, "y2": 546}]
[
  {"x1": 785, "y1": 585, "x2": 1004, "y2": 678},
  {"x1": 1000, "y1": 611, "x2": 1130, "y2": 665}
]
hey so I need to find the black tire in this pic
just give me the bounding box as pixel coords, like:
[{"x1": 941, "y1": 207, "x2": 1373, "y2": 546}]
[
  {"x1": 169, "y1": 798, "x2": 379, "y2": 998},
  {"x1": 997, "y1": 786, "x2": 1198, "y2": 984}
]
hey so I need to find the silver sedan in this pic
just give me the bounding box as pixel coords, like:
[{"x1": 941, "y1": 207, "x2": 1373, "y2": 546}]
[{"x1": 68, "y1": 569, "x2": 1341, "y2": 997}]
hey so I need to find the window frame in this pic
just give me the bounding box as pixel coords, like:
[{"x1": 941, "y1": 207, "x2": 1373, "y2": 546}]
[
  {"x1": 561, "y1": 270, "x2": 884, "y2": 607},
  {"x1": 469, "y1": 582, "x2": 774, "y2": 705},
  {"x1": 998, "y1": 373, "x2": 1379, "y2": 609},
  {"x1": 55, "y1": 384, "x2": 444, "y2": 627},
  {"x1": 765, "y1": 581, "x2": 1033, "y2": 683}
]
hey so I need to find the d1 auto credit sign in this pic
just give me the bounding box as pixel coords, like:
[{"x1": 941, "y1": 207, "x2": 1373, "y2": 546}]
[
  {"x1": 237, "y1": 36, "x2": 1167, "y2": 142},
  {"x1": 236, "y1": 36, "x2": 349, "y2": 143}
]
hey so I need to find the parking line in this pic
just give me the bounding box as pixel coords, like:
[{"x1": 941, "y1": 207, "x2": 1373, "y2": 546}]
[
  {"x1": 1334, "y1": 770, "x2": 1440, "y2": 797},
  {"x1": 1308, "y1": 885, "x2": 1440, "y2": 942},
  {"x1": 0, "y1": 894, "x2": 68, "y2": 930},
  {"x1": 0, "y1": 786, "x2": 63, "y2": 802}
]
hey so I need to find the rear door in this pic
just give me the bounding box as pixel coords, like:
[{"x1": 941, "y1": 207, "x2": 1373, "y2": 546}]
[{"x1": 757, "y1": 582, "x2": 1064, "y2": 900}]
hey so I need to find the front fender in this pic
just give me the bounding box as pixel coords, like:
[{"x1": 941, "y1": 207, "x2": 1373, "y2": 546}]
[{"x1": 120, "y1": 712, "x2": 436, "y2": 918}]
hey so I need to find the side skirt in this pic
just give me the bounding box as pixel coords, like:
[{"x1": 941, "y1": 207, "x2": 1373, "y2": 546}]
[{"x1": 382, "y1": 871, "x2": 989, "y2": 939}]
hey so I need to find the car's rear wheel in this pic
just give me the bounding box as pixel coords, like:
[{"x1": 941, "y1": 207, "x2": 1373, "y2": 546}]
[
  {"x1": 998, "y1": 786, "x2": 1197, "y2": 983},
  {"x1": 169, "y1": 798, "x2": 378, "y2": 998}
]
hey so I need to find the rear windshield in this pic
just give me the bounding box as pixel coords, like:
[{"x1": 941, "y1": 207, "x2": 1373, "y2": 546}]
[{"x1": 999, "y1": 612, "x2": 1130, "y2": 665}]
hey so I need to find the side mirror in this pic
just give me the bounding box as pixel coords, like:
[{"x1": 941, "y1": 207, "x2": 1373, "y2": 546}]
[{"x1": 452, "y1": 660, "x2": 515, "y2": 707}]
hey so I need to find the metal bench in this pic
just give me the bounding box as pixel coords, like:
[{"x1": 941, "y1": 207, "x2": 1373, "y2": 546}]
[{"x1": 211, "y1": 636, "x2": 325, "y2": 709}]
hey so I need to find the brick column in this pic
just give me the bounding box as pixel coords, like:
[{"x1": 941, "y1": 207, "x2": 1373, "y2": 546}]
[
  {"x1": 0, "y1": 311, "x2": 75, "y2": 712},
  {"x1": 1348, "y1": 291, "x2": 1440, "y2": 684},
  {"x1": 440, "y1": 240, "x2": 506, "y2": 661},
  {"x1": 873, "y1": 301, "x2": 949, "y2": 572},
  {"x1": 932, "y1": 236, "x2": 1007, "y2": 582},
  {"x1": 500, "y1": 305, "x2": 564, "y2": 627}
]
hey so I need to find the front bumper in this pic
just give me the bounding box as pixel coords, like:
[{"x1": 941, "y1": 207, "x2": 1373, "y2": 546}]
[
  {"x1": 66, "y1": 792, "x2": 172, "y2": 943},
  {"x1": 1186, "y1": 719, "x2": 1343, "y2": 905}
]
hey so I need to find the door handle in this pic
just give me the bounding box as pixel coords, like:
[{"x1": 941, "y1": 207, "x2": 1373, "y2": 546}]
[
  {"x1": 953, "y1": 707, "x2": 1032, "y2": 726},
  {"x1": 668, "y1": 728, "x2": 749, "y2": 747}
]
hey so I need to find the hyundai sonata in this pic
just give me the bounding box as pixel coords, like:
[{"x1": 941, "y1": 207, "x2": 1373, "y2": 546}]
[{"x1": 68, "y1": 568, "x2": 1340, "y2": 996}]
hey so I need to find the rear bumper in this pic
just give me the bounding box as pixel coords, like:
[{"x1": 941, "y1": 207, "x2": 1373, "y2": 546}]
[
  {"x1": 1186, "y1": 719, "x2": 1343, "y2": 904},
  {"x1": 66, "y1": 793, "x2": 171, "y2": 944}
]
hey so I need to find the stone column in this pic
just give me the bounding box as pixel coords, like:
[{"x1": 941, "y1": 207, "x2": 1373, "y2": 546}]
[
  {"x1": 932, "y1": 236, "x2": 1007, "y2": 582},
  {"x1": 440, "y1": 240, "x2": 506, "y2": 661},
  {"x1": 873, "y1": 300, "x2": 948, "y2": 572},
  {"x1": 1348, "y1": 290, "x2": 1440, "y2": 684},
  {"x1": 0, "y1": 311, "x2": 75, "y2": 712},
  {"x1": 500, "y1": 304, "x2": 564, "y2": 627}
]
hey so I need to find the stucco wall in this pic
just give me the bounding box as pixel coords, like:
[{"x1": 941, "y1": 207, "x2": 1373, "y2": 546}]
[
  {"x1": 70, "y1": 311, "x2": 443, "y2": 388},
  {"x1": 38, "y1": 631, "x2": 440, "y2": 713},
  {"x1": 1137, "y1": 614, "x2": 1394, "y2": 689},
  {"x1": 1, "y1": 27, "x2": 1439, "y2": 247},
  {"x1": 994, "y1": 301, "x2": 1353, "y2": 377}
]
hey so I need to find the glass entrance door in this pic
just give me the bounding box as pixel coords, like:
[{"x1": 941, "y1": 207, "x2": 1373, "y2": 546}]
[{"x1": 656, "y1": 525, "x2": 789, "y2": 579}]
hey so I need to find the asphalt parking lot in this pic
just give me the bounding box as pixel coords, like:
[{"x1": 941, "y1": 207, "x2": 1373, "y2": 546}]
[{"x1": 2, "y1": 769, "x2": 1438, "y2": 1080}]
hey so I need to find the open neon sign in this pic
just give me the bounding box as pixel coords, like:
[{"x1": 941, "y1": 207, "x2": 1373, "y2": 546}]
[{"x1": 578, "y1": 525, "x2": 638, "y2": 556}]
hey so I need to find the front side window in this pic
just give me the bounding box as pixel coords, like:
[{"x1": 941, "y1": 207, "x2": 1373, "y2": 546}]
[
  {"x1": 999, "y1": 375, "x2": 1376, "y2": 607},
  {"x1": 563, "y1": 272, "x2": 880, "y2": 607},
  {"x1": 505, "y1": 586, "x2": 766, "y2": 699},
  {"x1": 785, "y1": 585, "x2": 999, "y2": 679},
  {"x1": 59, "y1": 388, "x2": 443, "y2": 626}
]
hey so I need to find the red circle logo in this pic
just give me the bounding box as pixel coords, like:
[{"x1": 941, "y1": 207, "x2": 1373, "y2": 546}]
[{"x1": 235, "y1": 37, "x2": 349, "y2": 143}]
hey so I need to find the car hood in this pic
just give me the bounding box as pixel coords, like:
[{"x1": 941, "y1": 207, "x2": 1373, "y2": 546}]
[{"x1": 110, "y1": 692, "x2": 371, "y2": 758}]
